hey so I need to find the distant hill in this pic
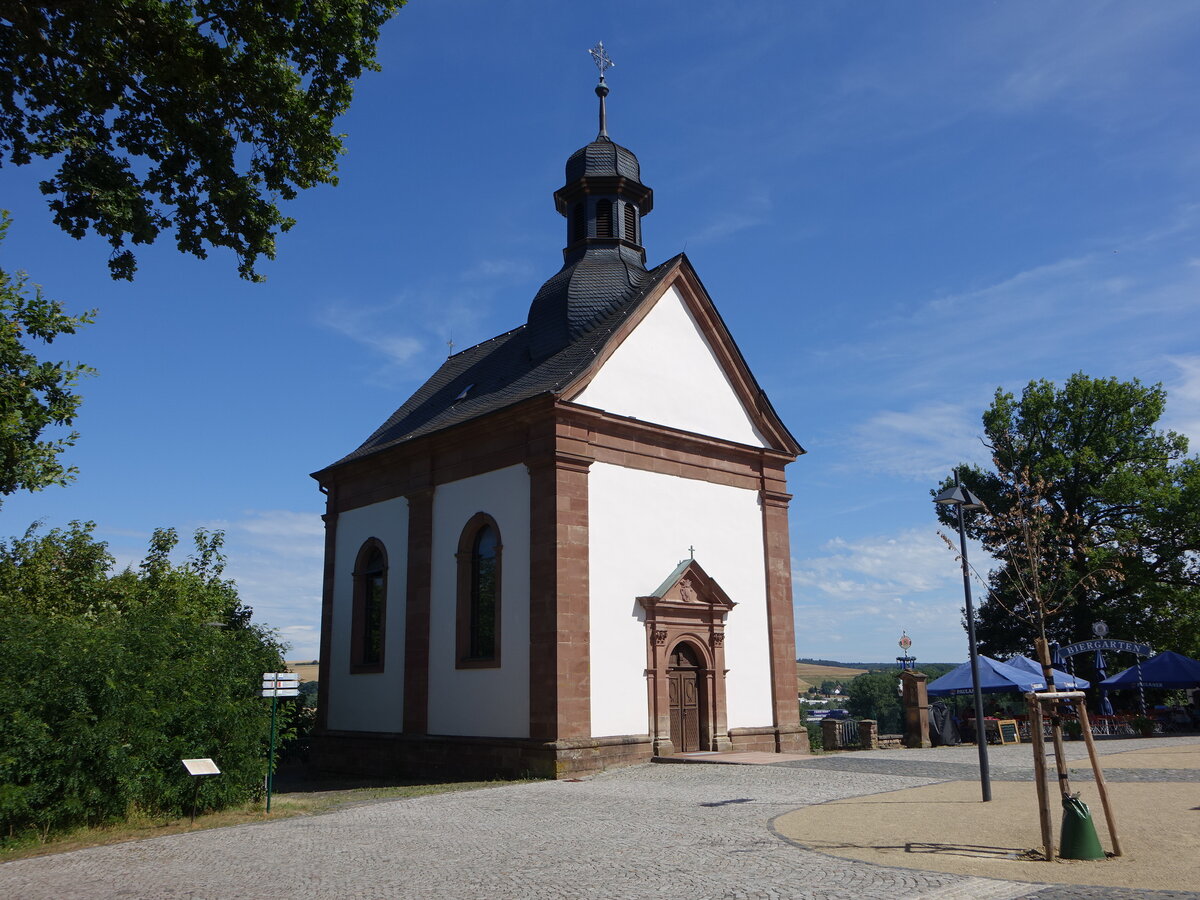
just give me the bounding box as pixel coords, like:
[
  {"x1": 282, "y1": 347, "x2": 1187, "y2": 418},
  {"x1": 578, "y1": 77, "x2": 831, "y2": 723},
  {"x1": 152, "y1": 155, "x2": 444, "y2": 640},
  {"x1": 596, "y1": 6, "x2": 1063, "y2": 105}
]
[
  {"x1": 797, "y1": 658, "x2": 873, "y2": 670},
  {"x1": 795, "y1": 658, "x2": 957, "y2": 691},
  {"x1": 798, "y1": 658, "x2": 957, "y2": 670}
]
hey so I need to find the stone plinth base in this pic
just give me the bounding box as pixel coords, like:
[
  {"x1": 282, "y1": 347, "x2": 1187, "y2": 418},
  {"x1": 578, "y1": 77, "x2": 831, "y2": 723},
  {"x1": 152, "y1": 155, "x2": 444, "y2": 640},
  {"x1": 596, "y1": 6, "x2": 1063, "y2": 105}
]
[
  {"x1": 310, "y1": 730, "x2": 654, "y2": 781},
  {"x1": 728, "y1": 725, "x2": 810, "y2": 754}
]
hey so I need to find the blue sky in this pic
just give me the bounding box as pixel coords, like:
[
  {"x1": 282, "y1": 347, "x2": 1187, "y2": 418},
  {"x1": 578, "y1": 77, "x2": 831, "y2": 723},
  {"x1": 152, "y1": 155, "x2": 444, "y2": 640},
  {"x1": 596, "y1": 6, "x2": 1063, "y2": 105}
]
[{"x1": 3, "y1": 1, "x2": 1199, "y2": 664}]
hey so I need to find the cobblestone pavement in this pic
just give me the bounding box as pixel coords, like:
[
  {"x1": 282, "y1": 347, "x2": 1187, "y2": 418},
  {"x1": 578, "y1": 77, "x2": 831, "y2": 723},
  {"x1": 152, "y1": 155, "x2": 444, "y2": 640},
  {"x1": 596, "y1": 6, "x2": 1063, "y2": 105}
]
[{"x1": 1, "y1": 738, "x2": 1196, "y2": 900}]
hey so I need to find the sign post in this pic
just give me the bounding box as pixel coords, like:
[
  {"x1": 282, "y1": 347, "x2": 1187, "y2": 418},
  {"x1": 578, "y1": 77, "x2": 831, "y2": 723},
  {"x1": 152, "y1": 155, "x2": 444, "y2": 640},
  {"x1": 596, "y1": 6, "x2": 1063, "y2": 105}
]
[
  {"x1": 262, "y1": 672, "x2": 299, "y2": 812},
  {"x1": 181, "y1": 758, "x2": 221, "y2": 824}
]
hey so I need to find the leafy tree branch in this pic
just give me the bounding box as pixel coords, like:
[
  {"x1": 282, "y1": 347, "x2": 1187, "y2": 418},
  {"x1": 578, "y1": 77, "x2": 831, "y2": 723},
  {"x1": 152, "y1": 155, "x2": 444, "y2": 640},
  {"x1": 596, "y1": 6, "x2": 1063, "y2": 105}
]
[
  {"x1": 0, "y1": 212, "x2": 94, "y2": 503},
  {"x1": 0, "y1": 0, "x2": 405, "y2": 280}
]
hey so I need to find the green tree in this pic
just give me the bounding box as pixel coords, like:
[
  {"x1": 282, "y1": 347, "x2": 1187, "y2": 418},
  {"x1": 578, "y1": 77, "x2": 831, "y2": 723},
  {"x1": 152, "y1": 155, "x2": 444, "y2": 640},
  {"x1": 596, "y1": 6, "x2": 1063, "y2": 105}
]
[
  {"x1": 846, "y1": 671, "x2": 902, "y2": 733},
  {"x1": 1, "y1": 0, "x2": 404, "y2": 280},
  {"x1": 0, "y1": 522, "x2": 288, "y2": 840},
  {"x1": 0, "y1": 214, "x2": 94, "y2": 504},
  {"x1": 937, "y1": 374, "x2": 1200, "y2": 662}
]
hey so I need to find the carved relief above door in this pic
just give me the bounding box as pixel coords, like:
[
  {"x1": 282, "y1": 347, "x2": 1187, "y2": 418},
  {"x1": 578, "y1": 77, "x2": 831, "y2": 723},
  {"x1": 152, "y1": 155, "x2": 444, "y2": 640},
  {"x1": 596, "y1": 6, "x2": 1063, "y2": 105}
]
[{"x1": 638, "y1": 559, "x2": 736, "y2": 755}]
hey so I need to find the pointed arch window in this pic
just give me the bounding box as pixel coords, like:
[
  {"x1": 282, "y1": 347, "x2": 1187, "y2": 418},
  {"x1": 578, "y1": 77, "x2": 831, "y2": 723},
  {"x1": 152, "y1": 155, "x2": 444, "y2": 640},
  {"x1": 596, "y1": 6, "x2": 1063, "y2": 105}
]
[
  {"x1": 595, "y1": 199, "x2": 613, "y2": 238},
  {"x1": 623, "y1": 202, "x2": 637, "y2": 243},
  {"x1": 351, "y1": 539, "x2": 387, "y2": 673},
  {"x1": 456, "y1": 513, "x2": 502, "y2": 668}
]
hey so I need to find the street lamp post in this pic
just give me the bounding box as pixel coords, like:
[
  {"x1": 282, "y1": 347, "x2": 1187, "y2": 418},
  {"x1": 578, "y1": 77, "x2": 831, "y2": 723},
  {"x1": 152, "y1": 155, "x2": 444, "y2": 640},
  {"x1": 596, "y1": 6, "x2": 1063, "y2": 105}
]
[{"x1": 935, "y1": 472, "x2": 991, "y2": 802}]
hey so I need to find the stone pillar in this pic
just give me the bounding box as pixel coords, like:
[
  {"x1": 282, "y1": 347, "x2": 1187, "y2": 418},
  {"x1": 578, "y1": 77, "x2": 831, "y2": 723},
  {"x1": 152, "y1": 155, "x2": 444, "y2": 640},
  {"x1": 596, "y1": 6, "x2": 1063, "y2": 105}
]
[
  {"x1": 821, "y1": 718, "x2": 841, "y2": 751},
  {"x1": 858, "y1": 719, "x2": 879, "y2": 750},
  {"x1": 902, "y1": 670, "x2": 931, "y2": 748}
]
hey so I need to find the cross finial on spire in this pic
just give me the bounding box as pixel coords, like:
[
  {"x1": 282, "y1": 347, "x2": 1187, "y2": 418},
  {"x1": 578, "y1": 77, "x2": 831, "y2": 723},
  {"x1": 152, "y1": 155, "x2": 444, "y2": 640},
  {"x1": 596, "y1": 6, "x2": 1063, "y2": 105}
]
[
  {"x1": 588, "y1": 41, "x2": 614, "y2": 139},
  {"x1": 589, "y1": 41, "x2": 614, "y2": 81}
]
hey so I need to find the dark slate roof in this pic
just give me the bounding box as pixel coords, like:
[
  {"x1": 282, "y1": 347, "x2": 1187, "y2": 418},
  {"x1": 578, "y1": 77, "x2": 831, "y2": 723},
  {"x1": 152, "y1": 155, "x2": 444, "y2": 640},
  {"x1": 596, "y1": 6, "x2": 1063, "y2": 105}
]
[
  {"x1": 324, "y1": 255, "x2": 681, "y2": 469},
  {"x1": 526, "y1": 244, "x2": 651, "y2": 360},
  {"x1": 565, "y1": 136, "x2": 641, "y2": 182}
]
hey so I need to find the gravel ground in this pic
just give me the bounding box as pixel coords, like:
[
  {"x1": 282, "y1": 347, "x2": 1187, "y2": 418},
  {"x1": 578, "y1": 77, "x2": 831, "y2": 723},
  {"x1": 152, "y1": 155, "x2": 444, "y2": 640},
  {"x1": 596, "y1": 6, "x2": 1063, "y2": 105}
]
[{"x1": 0, "y1": 737, "x2": 1195, "y2": 900}]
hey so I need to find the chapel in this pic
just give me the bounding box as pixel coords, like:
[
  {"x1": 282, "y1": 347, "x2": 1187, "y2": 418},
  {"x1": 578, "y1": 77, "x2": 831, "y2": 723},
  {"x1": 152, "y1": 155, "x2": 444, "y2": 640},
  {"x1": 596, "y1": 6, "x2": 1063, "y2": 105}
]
[{"x1": 310, "y1": 52, "x2": 807, "y2": 778}]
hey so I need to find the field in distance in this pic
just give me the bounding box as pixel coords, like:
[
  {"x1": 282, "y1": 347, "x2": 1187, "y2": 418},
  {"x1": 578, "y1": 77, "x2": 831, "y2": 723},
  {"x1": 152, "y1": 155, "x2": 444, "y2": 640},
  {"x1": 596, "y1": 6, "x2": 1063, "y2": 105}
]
[
  {"x1": 287, "y1": 661, "x2": 320, "y2": 682},
  {"x1": 796, "y1": 661, "x2": 867, "y2": 692}
]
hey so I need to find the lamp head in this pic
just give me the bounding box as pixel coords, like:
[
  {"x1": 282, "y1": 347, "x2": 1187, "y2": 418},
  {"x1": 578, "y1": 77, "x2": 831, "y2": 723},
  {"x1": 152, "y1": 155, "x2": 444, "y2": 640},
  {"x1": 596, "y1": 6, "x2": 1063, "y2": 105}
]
[{"x1": 933, "y1": 485, "x2": 985, "y2": 510}]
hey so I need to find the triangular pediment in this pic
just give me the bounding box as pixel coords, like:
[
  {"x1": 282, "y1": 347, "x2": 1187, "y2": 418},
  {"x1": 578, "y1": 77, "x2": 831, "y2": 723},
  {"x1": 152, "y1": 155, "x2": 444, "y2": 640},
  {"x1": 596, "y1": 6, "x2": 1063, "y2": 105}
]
[
  {"x1": 563, "y1": 257, "x2": 802, "y2": 456},
  {"x1": 638, "y1": 559, "x2": 735, "y2": 617}
]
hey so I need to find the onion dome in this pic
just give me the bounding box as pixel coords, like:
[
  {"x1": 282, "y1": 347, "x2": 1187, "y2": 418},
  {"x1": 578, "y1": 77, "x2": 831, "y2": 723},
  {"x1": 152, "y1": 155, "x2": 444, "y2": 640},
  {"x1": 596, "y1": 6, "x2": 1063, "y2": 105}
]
[{"x1": 526, "y1": 57, "x2": 654, "y2": 361}]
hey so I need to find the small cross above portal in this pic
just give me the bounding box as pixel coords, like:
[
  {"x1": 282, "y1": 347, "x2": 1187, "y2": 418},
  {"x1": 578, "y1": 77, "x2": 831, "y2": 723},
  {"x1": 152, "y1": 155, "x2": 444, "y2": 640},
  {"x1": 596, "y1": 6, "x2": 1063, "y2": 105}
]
[
  {"x1": 589, "y1": 41, "x2": 614, "y2": 81},
  {"x1": 688, "y1": 545, "x2": 695, "y2": 560}
]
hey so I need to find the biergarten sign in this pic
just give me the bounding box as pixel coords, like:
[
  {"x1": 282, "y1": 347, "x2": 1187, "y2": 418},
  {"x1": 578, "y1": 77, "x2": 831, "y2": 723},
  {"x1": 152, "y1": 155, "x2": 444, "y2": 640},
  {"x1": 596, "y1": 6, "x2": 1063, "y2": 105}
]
[{"x1": 1059, "y1": 639, "x2": 1151, "y2": 657}]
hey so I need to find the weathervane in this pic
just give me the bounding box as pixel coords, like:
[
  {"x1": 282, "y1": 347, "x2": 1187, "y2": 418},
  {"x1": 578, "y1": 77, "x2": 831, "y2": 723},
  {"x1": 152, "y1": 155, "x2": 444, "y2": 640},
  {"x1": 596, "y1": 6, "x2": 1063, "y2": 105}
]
[
  {"x1": 588, "y1": 41, "x2": 614, "y2": 81},
  {"x1": 897, "y1": 631, "x2": 915, "y2": 670}
]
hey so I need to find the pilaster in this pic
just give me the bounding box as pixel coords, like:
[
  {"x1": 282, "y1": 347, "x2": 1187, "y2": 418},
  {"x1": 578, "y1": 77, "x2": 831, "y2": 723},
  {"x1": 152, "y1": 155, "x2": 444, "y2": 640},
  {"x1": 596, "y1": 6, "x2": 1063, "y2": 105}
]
[
  {"x1": 315, "y1": 487, "x2": 339, "y2": 733},
  {"x1": 403, "y1": 487, "x2": 434, "y2": 734},
  {"x1": 761, "y1": 464, "x2": 804, "y2": 751},
  {"x1": 527, "y1": 424, "x2": 594, "y2": 744}
]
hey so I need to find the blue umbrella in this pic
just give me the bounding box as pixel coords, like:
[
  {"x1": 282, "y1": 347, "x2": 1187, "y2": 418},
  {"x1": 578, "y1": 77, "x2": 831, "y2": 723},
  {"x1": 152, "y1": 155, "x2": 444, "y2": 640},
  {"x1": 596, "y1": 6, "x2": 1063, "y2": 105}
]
[
  {"x1": 1007, "y1": 654, "x2": 1090, "y2": 690},
  {"x1": 927, "y1": 656, "x2": 1047, "y2": 696},
  {"x1": 1100, "y1": 650, "x2": 1200, "y2": 689},
  {"x1": 1094, "y1": 649, "x2": 1114, "y2": 716}
]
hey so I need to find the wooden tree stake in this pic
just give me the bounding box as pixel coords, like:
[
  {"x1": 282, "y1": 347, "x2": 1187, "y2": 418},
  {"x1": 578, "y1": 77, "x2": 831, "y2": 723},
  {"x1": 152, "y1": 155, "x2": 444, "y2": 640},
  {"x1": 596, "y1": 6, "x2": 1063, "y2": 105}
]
[
  {"x1": 1077, "y1": 699, "x2": 1122, "y2": 856},
  {"x1": 1027, "y1": 695, "x2": 1055, "y2": 861}
]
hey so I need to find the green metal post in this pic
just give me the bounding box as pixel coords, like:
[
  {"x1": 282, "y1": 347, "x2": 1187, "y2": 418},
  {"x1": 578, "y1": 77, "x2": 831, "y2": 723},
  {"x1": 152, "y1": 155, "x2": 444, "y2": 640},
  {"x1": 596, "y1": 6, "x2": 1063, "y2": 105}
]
[{"x1": 266, "y1": 694, "x2": 277, "y2": 813}]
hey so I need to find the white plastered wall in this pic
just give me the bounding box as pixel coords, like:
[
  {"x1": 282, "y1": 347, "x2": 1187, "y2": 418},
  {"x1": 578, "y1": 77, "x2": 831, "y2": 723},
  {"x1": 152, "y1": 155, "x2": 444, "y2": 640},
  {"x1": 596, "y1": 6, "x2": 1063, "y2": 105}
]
[
  {"x1": 588, "y1": 462, "x2": 773, "y2": 737},
  {"x1": 326, "y1": 496, "x2": 409, "y2": 733},
  {"x1": 570, "y1": 284, "x2": 769, "y2": 448},
  {"x1": 427, "y1": 465, "x2": 531, "y2": 738}
]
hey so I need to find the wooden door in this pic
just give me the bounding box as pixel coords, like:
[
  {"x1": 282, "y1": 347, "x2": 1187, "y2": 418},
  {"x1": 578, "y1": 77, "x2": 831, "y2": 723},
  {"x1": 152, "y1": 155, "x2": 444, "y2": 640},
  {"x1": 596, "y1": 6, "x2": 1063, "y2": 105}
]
[{"x1": 668, "y1": 643, "x2": 702, "y2": 752}]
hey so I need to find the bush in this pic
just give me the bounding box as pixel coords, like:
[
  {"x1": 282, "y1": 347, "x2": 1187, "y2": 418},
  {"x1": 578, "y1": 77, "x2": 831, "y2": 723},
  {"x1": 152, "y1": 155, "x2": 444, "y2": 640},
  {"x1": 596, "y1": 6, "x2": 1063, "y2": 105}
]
[
  {"x1": 0, "y1": 523, "x2": 286, "y2": 840},
  {"x1": 805, "y1": 720, "x2": 824, "y2": 752}
]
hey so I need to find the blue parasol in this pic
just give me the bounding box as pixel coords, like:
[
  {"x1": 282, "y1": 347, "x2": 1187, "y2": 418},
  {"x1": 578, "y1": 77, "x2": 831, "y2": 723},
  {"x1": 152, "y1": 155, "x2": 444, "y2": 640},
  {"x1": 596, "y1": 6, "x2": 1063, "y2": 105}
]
[
  {"x1": 1100, "y1": 650, "x2": 1200, "y2": 689},
  {"x1": 927, "y1": 656, "x2": 1047, "y2": 696},
  {"x1": 1007, "y1": 654, "x2": 1090, "y2": 690}
]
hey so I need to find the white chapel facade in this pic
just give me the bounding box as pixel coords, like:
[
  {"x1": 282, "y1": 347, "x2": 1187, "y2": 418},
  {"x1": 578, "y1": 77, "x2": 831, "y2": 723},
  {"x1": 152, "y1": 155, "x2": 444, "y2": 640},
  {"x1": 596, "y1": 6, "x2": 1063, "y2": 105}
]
[{"x1": 310, "y1": 68, "x2": 806, "y2": 778}]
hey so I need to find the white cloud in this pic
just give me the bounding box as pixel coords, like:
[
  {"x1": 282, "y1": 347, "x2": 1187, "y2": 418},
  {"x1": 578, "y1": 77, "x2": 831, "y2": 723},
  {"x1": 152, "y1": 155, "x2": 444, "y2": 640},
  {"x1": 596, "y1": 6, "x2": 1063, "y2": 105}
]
[
  {"x1": 792, "y1": 527, "x2": 995, "y2": 662},
  {"x1": 684, "y1": 190, "x2": 772, "y2": 245},
  {"x1": 317, "y1": 298, "x2": 426, "y2": 366},
  {"x1": 205, "y1": 510, "x2": 326, "y2": 659},
  {"x1": 315, "y1": 255, "x2": 537, "y2": 386},
  {"x1": 793, "y1": 528, "x2": 956, "y2": 601},
  {"x1": 1164, "y1": 355, "x2": 1200, "y2": 450},
  {"x1": 848, "y1": 401, "x2": 987, "y2": 480}
]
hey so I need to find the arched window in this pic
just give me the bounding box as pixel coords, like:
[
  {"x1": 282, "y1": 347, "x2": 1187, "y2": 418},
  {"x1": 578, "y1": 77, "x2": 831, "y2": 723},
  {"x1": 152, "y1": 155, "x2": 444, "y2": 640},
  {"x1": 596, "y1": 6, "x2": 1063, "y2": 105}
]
[
  {"x1": 456, "y1": 513, "x2": 502, "y2": 668},
  {"x1": 351, "y1": 539, "x2": 387, "y2": 673},
  {"x1": 595, "y1": 199, "x2": 613, "y2": 238},
  {"x1": 623, "y1": 202, "x2": 637, "y2": 243}
]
